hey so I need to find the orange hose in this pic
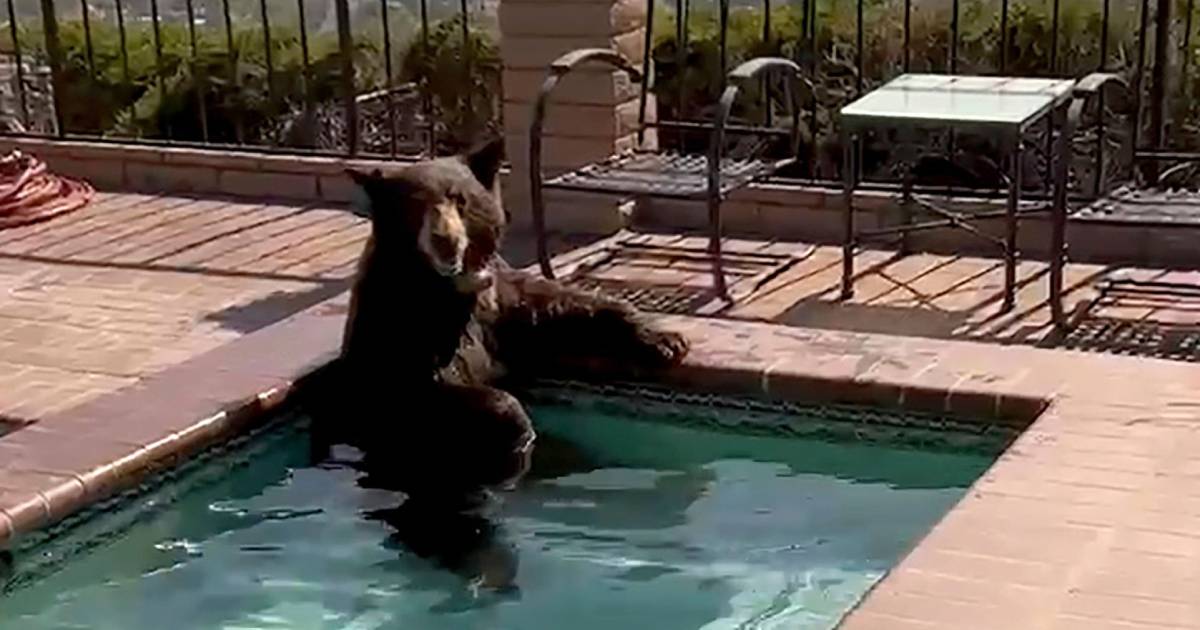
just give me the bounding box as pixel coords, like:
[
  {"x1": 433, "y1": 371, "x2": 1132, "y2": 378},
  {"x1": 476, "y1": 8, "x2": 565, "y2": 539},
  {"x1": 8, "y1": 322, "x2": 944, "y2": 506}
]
[{"x1": 0, "y1": 151, "x2": 94, "y2": 229}]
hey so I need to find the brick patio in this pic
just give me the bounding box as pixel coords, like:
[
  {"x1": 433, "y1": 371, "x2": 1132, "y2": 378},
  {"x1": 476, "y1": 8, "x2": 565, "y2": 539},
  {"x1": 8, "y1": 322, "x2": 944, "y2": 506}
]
[
  {"x1": 556, "y1": 229, "x2": 1200, "y2": 355},
  {"x1": 0, "y1": 192, "x2": 365, "y2": 424}
]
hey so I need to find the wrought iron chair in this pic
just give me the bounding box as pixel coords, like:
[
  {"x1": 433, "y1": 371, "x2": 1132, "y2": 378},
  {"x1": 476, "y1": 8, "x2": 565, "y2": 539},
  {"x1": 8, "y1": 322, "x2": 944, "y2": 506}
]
[
  {"x1": 527, "y1": 2, "x2": 814, "y2": 302},
  {"x1": 1054, "y1": 74, "x2": 1198, "y2": 335}
]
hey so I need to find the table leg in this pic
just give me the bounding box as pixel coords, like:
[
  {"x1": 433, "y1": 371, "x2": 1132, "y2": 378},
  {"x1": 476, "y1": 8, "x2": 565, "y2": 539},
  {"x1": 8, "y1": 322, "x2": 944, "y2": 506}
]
[
  {"x1": 1004, "y1": 133, "x2": 1023, "y2": 312},
  {"x1": 1050, "y1": 102, "x2": 1070, "y2": 330},
  {"x1": 841, "y1": 130, "x2": 857, "y2": 301},
  {"x1": 708, "y1": 181, "x2": 728, "y2": 301},
  {"x1": 1043, "y1": 114, "x2": 1054, "y2": 196},
  {"x1": 898, "y1": 128, "x2": 916, "y2": 256}
]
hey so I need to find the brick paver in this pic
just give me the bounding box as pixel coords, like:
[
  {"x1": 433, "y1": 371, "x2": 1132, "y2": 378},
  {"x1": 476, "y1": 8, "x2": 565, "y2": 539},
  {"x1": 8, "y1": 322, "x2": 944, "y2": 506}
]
[{"x1": 0, "y1": 192, "x2": 363, "y2": 423}]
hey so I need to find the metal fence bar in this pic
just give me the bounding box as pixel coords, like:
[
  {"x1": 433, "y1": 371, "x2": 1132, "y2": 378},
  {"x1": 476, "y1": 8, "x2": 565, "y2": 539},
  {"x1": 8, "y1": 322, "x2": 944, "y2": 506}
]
[
  {"x1": 949, "y1": 0, "x2": 960, "y2": 73},
  {"x1": 855, "y1": 0, "x2": 863, "y2": 93},
  {"x1": 114, "y1": 0, "x2": 129, "y2": 81},
  {"x1": 718, "y1": 0, "x2": 729, "y2": 79},
  {"x1": 1183, "y1": 0, "x2": 1195, "y2": 102},
  {"x1": 763, "y1": 0, "x2": 772, "y2": 126},
  {"x1": 149, "y1": 0, "x2": 165, "y2": 134},
  {"x1": 1100, "y1": 0, "x2": 1111, "y2": 66},
  {"x1": 259, "y1": 0, "x2": 274, "y2": 106},
  {"x1": 1044, "y1": 0, "x2": 1063, "y2": 193},
  {"x1": 1132, "y1": 0, "x2": 1149, "y2": 163},
  {"x1": 1094, "y1": 0, "x2": 1111, "y2": 197},
  {"x1": 38, "y1": 0, "x2": 65, "y2": 135},
  {"x1": 637, "y1": 0, "x2": 654, "y2": 145},
  {"x1": 420, "y1": 0, "x2": 434, "y2": 155},
  {"x1": 5, "y1": 0, "x2": 28, "y2": 128},
  {"x1": 380, "y1": 0, "x2": 395, "y2": 155},
  {"x1": 1149, "y1": 0, "x2": 1169, "y2": 173},
  {"x1": 334, "y1": 0, "x2": 357, "y2": 155},
  {"x1": 459, "y1": 0, "x2": 471, "y2": 142},
  {"x1": 185, "y1": 0, "x2": 209, "y2": 142},
  {"x1": 78, "y1": 0, "x2": 94, "y2": 78},
  {"x1": 805, "y1": 0, "x2": 817, "y2": 177},
  {"x1": 297, "y1": 0, "x2": 313, "y2": 148},
  {"x1": 1050, "y1": 0, "x2": 1060, "y2": 74},
  {"x1": 221, "y1": 0, "x2": 244, "y2": 143},
  {"x1": 673, "y1": 0, "x2": 684, "y2": 130},
  {"x1": 762, "y1": 0, "x2": 770, "y2": 47},
  {"x1": 903, "y1": 0, "x2": 911, "y2": 72},
  {"x1": 999, "y1": 0, "x2": 1009, "y2": 72}
]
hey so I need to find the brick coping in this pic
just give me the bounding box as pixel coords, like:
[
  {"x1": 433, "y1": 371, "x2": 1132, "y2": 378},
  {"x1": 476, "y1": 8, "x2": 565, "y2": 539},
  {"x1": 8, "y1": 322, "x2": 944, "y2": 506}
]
[
  {"x1": 0, "y1": 295, "x2": 343, "y2": 545},
  {"x1": 2, "y1": 297, "x2": 1197, "y2": 628}
]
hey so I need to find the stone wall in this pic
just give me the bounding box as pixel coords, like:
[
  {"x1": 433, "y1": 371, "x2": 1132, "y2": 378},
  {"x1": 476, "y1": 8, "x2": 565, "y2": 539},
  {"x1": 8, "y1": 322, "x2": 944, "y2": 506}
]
[{"x1": 0, "y1": 138, "x2": 368, "y2": 205}]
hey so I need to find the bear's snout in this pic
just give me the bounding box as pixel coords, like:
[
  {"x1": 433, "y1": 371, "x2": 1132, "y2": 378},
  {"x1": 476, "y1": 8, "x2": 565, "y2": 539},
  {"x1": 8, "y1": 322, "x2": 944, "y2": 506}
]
[
  {"x1": 419, "y1": 201, "x2": 469, "y2": 277},
  {"x1": 430, "y1": 232, "x2": 462, "y2": 270}
]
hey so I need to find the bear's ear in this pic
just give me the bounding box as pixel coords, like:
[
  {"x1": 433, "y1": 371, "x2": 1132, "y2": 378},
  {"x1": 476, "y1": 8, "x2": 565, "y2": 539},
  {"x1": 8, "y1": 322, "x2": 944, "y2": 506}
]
[
  {"x1": 344, "y1": 167, "x2": 384, "y2": 219},
  {"x1": 462, "y1": 136, "x2": 504, "y2": 190},
  {"x1": 345, "y1": 167, "x2": 383, "y2": 188}
]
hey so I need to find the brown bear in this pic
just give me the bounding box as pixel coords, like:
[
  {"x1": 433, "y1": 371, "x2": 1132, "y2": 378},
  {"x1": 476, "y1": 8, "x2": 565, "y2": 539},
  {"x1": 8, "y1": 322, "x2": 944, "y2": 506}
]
[{"x1": 332, "y1": 138, "x2": 688, "y2": 494}]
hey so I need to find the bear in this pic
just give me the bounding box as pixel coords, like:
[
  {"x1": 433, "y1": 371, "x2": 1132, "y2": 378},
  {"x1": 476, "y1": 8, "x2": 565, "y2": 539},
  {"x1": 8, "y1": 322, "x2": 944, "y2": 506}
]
[
  {"x1": 330, "y1": 137, "x2": 688, "y2": 495},
  {"x1": 315, "y1": 138, "x2": 687, "y2": 596}
]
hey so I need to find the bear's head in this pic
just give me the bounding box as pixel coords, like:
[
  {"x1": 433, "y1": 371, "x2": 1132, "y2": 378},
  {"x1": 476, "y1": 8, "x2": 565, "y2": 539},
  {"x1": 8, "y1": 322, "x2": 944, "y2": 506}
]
[{"x1": 346, "y1": 138, "x2": 506, "y2": 292}]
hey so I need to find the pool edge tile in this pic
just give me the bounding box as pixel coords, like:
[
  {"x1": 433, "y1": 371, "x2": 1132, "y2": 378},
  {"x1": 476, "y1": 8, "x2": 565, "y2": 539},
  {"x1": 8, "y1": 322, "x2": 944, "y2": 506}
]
[
  {"x1": 0, "y1": 299, "x2": 335, "y2": 542},
  {"x1": 0, "y1": 493, "x2": 50, "y2": 537},
  {"x1": 38, "y1": 478, "x2": 87, "y2": 524}
]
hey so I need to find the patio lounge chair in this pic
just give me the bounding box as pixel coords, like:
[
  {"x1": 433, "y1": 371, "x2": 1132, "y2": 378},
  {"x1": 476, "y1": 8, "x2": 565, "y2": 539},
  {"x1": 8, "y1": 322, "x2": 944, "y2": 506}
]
[{"x1": 1054, "y1": 74, "x2": 1200, "y2": 331}]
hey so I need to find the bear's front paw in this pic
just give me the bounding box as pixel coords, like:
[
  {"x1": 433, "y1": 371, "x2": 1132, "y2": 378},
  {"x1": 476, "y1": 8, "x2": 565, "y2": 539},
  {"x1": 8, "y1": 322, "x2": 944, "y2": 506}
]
[{"x1": 640, "y1": 329, "x2": 690, "y2": 366}]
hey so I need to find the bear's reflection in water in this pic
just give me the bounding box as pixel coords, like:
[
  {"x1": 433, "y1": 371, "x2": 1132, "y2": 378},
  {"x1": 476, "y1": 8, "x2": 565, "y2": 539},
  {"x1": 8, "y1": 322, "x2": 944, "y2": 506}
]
[
  {"x1": 309, "y1": 398, "x2": 713, "y2": 604},
  {"x1": 365, "y1": 491, "x2": 522, "y2": 600}
]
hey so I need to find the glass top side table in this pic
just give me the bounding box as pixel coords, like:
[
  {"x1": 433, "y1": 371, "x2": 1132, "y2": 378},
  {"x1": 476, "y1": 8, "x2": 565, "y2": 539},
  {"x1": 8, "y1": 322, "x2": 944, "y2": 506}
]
[{"x1": 838, "y1": 74, "x2": 1076, "y2": 321}]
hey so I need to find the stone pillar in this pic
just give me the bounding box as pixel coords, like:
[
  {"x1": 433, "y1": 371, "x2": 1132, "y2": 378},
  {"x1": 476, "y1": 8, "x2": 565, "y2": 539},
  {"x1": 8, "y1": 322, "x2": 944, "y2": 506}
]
[{"x1": 498, "y1": 0, "x2": 654, "y2": 235}]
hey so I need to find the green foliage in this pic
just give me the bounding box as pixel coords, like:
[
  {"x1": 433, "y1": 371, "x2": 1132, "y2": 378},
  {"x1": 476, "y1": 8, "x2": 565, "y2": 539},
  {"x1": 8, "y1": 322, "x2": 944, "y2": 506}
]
[
  {"x1": 400, "y1": 13, "x2": 501, "y2": 153},
  {"x1": 112, "y1": 26, "x2": 373, "y2": 143},
  {"x1": 3, "y1": 12, "x2": 494, "y2": 150}
]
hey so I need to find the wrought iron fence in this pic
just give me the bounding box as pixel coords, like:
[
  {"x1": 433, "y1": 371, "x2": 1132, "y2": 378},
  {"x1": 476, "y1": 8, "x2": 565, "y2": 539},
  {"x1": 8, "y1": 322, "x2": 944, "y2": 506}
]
[
  {"x1": 0, "y1": 0, "x2": 1196, "y2": 191},
  {"x1": 645, "y1": 0, "x2": 1200, "y2": 193},
  {"x1": 0, "y1": 0, "x2": 499, "y2": 157}
]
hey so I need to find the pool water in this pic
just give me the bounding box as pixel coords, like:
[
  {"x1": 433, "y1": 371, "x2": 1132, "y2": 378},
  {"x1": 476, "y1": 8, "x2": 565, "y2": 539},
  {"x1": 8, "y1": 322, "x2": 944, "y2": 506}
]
[{"x1": 0, "y1": 394, "x2": 998, "y2": 630}]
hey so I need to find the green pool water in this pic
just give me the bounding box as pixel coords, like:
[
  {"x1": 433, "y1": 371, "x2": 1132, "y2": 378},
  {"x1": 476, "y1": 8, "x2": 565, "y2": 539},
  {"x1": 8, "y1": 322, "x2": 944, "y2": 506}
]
[{"x1": 0, "y1": 393, "x2": 999, "y2": 630}]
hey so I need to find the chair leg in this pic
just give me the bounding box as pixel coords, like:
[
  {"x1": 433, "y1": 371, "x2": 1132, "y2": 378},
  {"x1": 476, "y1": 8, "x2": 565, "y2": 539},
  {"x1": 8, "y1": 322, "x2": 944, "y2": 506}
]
[
  {"x1": 840, "y1": 131, "x2": 857, "y2": 301},
  {"x1": 531, "y1": 173, "x2": 554, "y2": 280},
  {"x1": 900, "y1": 162, "x2": 915, "y2": 257},
  {"x1": 1050, "y1": 102, "x2": 1070, "y2": 331},
  {"x1": 708, "y1": 188, "x2": 729, "y2": 300},
  {"x1": 1003, "y1": 135, "x2": 1023, "y2": 313}
]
